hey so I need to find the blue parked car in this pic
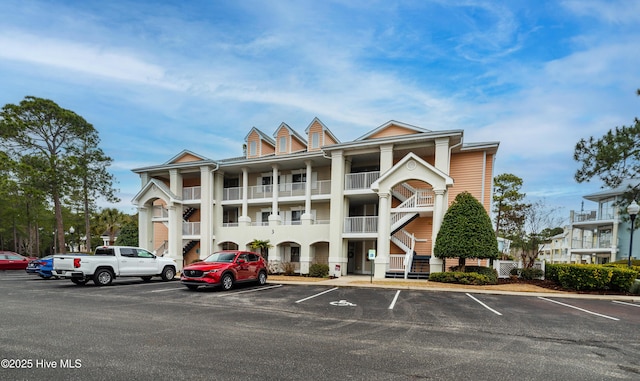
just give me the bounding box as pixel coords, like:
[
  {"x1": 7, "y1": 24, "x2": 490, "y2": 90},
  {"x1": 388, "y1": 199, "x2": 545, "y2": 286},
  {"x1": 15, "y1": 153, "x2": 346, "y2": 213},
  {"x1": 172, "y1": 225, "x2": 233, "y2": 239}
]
[{"x1": 37, "y1": 255, "x2": 57, "y2": 279}]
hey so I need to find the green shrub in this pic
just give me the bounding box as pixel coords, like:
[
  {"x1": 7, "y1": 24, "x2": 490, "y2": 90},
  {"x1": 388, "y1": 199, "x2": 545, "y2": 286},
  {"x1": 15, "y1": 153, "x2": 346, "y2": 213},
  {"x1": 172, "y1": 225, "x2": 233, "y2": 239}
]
[
  {"x1": 630, "y1": 280, "x2": 640, "y2": 294},
  {"x1": 545, "y1": 263, "x2": 568, "y2": 282},
  {"x1": 520, "y1": 268, "x2": 544, "y2": 280},
  {"x1": 429, "y1": 271, "x2": 495, "y2": 285},
  {"x1": 309, "y1": 263, "x2": 329, "y2": 278},
  {"x1": 281, "y1": 262, "x2": 296, "y2": 276},
  {"x1": 450, "y1": 265, "x2": 499, "y2": 284},
  {"x1": 609, "y1": 267, "x2": 639, "y2": 291}
]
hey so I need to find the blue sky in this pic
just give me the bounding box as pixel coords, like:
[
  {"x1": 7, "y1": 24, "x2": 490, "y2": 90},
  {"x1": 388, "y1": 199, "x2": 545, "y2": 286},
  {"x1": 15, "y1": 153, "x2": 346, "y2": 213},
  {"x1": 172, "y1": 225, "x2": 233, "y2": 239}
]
[{"x1": 1, "y1": 0, "x2": 639, "y2": 222}]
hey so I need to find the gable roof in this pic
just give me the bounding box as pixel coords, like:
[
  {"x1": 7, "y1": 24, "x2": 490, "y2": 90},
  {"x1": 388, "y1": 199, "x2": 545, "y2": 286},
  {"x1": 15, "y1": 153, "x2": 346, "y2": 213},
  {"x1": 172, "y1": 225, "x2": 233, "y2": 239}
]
[
  {"x1": 304, "y1": 117, "x2": 340, "y2": 144},
  {"x1": 131, "y1": 178, "x2": 181, "y2": 206},
  {"x1": 245, "y1": 126, "x2": 275, "y2": 146},
  {"x1": 164, "y1": 149, "x2": 211, "y2": 165},
  {"x1": 275, "y1": 122, "x2": 307, "y2": 145},
  {"x1": 355, "y1": 120, "x2": 431, "y2": 141}
]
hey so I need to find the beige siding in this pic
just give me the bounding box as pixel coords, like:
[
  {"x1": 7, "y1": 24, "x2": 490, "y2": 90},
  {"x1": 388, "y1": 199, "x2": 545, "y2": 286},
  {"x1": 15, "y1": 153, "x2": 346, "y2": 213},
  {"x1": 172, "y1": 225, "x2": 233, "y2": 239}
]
[
  {"x1": 175, "y1": 153, "x2": 202, "y2": 163},
  {"x1": 369, "y1": 124, "x2": 417, "y2": 139},
  {"x1": 448, "y1": 151, "x2": 490, "y2": 213}
]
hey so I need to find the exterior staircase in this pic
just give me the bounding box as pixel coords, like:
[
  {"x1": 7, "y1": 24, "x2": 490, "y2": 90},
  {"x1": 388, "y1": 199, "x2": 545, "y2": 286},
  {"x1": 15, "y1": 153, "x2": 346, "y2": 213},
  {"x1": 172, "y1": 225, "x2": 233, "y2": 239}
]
[{"x1": 385, "y1": 183, "x2": 431, "y2": 279}]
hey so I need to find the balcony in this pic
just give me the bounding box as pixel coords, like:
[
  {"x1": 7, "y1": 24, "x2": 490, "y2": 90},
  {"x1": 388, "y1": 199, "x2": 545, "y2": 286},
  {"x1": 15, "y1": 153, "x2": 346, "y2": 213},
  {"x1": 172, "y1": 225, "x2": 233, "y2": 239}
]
[
  {"x1": 344, "y1": 216, "x2": 378, "y2": 233},
  {"x1": 571, "y1": 210, "x2": 615, "y2": 223},
  {"x1": 345, "y1": 171, "x2": 380, "y2": 190},
  {"x1": 571, "y1": 238, "x2": 613, "y2": 250},
  {"x1": 222, "y1": 180, "x2": 331, "y2": 201},
  {"x1": 182, "y1": 221, "x2": 200, "y2": 236},
  {"x1": 183, "y1": 186, "x2": 201, "y2": 201}
]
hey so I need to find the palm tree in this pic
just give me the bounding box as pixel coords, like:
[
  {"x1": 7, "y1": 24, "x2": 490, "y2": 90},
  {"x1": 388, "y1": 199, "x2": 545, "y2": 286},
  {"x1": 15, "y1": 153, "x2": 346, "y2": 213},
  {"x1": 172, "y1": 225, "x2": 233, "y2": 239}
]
[
  {"x1": 249, "y1": 239, "x2": 272, "y2": 260},
  {"x1": 97, "y1": 208, "x2": 126, "y2": 245}
]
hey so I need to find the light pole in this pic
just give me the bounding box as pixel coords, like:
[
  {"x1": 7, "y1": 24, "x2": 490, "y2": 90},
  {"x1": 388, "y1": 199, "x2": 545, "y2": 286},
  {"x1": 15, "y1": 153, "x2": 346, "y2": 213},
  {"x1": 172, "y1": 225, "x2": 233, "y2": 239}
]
[
  {"x1": 69, "y1": 226, "x2": 76, "y2": 253},
  {"x1": 627, "y1": 201, "x2": 639, "y2": 268}
]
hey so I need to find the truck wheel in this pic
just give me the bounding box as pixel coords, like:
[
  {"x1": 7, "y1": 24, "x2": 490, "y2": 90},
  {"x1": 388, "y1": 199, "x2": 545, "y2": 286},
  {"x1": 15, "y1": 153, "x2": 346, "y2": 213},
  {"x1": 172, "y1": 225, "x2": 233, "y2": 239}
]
[
  {"x1": 141, "y1": 276, "x2": 152, "y2": 282},
  {"x1": 160, "y1": 266, "x2": 176, "y2": 281},
  {"x1": 93, "y1": 268, "x2": 113, "y2": 286},
  {"x1": 221, "y1": 273, "x2": 234, "y2": 291},
  {"x1": 71, "y1": 278, "x2": 88, "y2": 286},
  {"x1": 257, "y1": 271, "x2": 267, "y2": 286},
  {"x1": 186, "y1": 285, "x2": 199, "y2": 291}
]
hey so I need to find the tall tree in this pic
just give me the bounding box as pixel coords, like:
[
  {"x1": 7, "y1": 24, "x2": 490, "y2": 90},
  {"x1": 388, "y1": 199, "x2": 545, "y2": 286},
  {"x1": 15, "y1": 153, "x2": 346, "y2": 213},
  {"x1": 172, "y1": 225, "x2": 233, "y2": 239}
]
[
  {"x1": 574, "y1": 88, "x2": 640, "y2": 196},
  {"x1": 0, "y1": 96, "x2": 117, "y2": 254},
  {"x1": 492, "y1": 173, "x2": 529, "y2": 239},
  {"x1": 434, "y1": 191, "x2": 499, "y2": 268},
  {"x1": 511, "y1": 200, "x2": 563, "y2": 267},
  {"x1": 68, "y1": 126, "x2": 120, "y2": 252}
]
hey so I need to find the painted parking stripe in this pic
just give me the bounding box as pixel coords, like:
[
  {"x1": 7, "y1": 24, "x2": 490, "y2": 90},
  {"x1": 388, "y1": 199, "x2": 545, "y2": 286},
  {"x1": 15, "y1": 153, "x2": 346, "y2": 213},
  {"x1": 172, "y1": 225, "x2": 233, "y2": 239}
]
[
  {"x1": 538, "y1": 297, "x2": 619, "y2": 321},
  {"x1": 388, "y1": 290, "x2": 401, "y2": 310},
  {"x1": 612, "y1": 300, "x2": 640, "y2": 308},
  {"x1": 216, "y1": 284, "x2": 283, "y2": 296},
  {"x1": 466, "y1": 293, "x2": 502, "y2": 316},
  {"x1": 295, "y1": 287, "x2": 338, "y2": 303}
]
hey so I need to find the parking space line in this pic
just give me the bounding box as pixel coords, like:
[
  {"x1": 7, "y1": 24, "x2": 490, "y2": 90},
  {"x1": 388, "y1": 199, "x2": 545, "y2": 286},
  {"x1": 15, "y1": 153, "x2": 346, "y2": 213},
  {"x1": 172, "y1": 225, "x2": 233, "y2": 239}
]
[
  {"x1": 216, "y1": 284, "x2": 283, "y2": 296},
  {"x1": 388, "y1": 290, "x2": 401, "y2": 310},
  {"x1": 466, "y1": 293, "x2": 502, "y2": 315},
  {"x1": 539, "y1": 297, "x2": 619, "y2": 321},
  {"x1": 612, "y1": 300, "x2": 640, "y2": 308},
  {"x1": 150, "y1": 287, "x2": 185, "y2": 292},
  {"x1": 295, "y1": 287, "x2": 338, "y2": 303}
]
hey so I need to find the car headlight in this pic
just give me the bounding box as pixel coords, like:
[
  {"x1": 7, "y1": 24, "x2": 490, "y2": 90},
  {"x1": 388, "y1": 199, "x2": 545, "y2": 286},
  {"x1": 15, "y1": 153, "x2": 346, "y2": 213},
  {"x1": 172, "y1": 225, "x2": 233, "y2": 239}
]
[{"x1": 204, "y1": 269, "x2": 219, "y2": 274}]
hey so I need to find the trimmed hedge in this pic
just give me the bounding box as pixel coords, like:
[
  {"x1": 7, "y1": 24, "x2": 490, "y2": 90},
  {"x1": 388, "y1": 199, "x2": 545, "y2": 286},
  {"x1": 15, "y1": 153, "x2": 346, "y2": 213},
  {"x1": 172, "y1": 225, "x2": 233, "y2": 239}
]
[
  {"x1": 308, "y1": 264, "x2": 329, "y2": 278},
  {"x1": 450, "y1": 265, "x2": 499, "y2": 284},
  {"x1": 509, "y1": 267, "x2": 544, "y2": 280},
  {"x1": 430, "y1": 269, "x2": 497, "y2": 286},
  {"x1": 545, "y1": 263, "x2": 638, "y2": 291}
]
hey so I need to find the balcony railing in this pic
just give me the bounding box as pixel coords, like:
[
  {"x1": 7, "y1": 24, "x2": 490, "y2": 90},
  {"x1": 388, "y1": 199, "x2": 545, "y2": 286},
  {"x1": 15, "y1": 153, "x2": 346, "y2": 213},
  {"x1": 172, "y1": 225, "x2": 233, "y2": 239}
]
[
  {"x1": 571, "y1": 238, "x2": 613, "y2": 249},
  {"x1": 183, "y1": 186, "x2": 201, "y2": 201},
  {"x1": 182, "y1": 222, "x2": 200, "y2": 236},
  {"x1": 571, "y1": 210, "x2": 615, "y2": 223},
  {"x1": 344, "y1": 216, "x2": 378, "y2": 233},
  {"x1": 223, "y1": 180, "x2": 331, "y2": 201},
  {"x1": 345, "y1": 171, "x2": 380, "y2": 190}
]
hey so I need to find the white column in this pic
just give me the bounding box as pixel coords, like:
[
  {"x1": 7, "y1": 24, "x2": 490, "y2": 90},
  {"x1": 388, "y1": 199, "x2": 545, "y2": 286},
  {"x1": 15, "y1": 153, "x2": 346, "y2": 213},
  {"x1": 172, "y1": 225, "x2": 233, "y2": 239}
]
[
  {"x1": 200, "y1": 166, "x2": 212, "y2": 259},
  {"x1": 269, "y1": 165, "x2": 281, "y2": 226},
  {"x1": 212, "y1": 171, "x2": 224, "y2": 252},
  {"x1": 239, "y1": 167, "x2": 251, "y2": 226},
  {"x1": 300, "y1": 244, "x2": 311, "y2": 274},
  {"x1": 380, "y1": 144, "x2": 394, "y2": 174},
  {"x1": 302, "y1": 160, "x2": 313, "y2": 225},
  {"x1": 168, "y1": 204, "x2": 183, "y2": 270},
  {"x1": 430, "y1": 188, "x2": 446, "y2": 273},
  {"x1": 138, "y1": 206, "x2": 152, "y2": 252},
  {"x1": 329, "y1": 150, "x2": 346, "y2": 274},
  {"x1": 374, "y1": 192, "x2": 391, "y2": 279},
  {"x1": 434, "y1": 137, "x2": 450, "y2": 173}
]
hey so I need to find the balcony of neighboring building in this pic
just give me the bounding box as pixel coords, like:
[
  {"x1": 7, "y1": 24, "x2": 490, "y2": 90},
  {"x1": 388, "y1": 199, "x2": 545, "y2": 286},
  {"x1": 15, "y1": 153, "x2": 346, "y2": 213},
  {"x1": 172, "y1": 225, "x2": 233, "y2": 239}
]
[
  {"x1": 570, "y1": 236, "x2": 615, "y2": 254},
  {"x1": 570, "y1": 209, "x2": 616, "y2": 229}
]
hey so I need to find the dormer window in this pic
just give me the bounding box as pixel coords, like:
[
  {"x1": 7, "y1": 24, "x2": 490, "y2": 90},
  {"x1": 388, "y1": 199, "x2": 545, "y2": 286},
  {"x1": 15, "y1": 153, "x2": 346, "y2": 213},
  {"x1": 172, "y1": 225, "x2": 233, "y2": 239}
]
[
  {"x1": 311, "y1": 132, "x2": 319, "y2": 148},
  {"x1": 249, "y1": 141, "x2": 257, "y2": 156},
  {"x1": 279, "y1": 136, "x2": 287, "y2": 152}
]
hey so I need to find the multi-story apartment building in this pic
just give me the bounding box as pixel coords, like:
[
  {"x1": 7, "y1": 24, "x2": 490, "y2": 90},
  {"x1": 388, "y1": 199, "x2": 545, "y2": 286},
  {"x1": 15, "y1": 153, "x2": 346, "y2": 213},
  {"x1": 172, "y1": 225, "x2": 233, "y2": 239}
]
[
  {"x1": 567, "y1": 181, "x2": 639, "y2": 264},
  {"x1": 131, "y1": 119, "x2": 499, "y2": 279}
]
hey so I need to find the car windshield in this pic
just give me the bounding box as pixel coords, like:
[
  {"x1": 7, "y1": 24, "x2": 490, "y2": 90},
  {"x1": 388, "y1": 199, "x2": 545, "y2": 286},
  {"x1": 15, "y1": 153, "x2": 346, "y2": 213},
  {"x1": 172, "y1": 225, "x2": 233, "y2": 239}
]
[{"x1": 203, "y1": 253, "x2": 237, "y2": 263}]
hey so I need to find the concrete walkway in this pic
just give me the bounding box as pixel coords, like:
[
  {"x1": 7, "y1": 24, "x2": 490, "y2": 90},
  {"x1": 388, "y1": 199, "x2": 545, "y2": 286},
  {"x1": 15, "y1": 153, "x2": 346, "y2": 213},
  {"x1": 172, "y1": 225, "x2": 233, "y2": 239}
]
[{"x1": 268, "y1": 274, "x2": 640, "y2": 301}]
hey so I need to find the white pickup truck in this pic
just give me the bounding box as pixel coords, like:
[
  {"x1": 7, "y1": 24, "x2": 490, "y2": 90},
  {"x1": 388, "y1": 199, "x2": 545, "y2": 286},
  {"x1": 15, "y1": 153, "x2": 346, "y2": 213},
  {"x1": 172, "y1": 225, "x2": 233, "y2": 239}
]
[{"x1": 53, "y1": 246, "x2": 177, "y2": 286}]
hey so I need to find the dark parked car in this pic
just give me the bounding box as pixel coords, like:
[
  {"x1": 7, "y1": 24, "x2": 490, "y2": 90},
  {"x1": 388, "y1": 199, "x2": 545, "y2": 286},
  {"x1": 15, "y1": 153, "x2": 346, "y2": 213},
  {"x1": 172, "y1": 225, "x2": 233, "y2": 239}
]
[
  {"x1": 26, "y1": 258, "x2": 41, "y2": 274},
  {"x1": 181, "y1": 251, "x2": 267, "y2": 291},
  {"x1": 36, "y1": 255, "x2": 56, "y2": 279},
  {"x1": 0, "y1": 251, "x2": 36, "y2": 270}
]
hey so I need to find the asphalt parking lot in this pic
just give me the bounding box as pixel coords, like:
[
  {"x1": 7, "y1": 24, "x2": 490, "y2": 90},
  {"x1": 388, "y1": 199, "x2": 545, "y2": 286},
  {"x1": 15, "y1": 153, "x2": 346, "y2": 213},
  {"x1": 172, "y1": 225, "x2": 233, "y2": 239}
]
[{"x1": 1, "y1": 271, "x2": 640, "y2": 380}]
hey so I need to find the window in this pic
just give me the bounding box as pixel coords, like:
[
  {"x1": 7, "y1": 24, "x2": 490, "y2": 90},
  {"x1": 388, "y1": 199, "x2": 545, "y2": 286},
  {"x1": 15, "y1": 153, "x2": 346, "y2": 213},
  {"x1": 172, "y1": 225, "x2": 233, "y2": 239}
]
[
  {"x1": 292, "y1": 210, "x2": 302, "y2": 224},
  {"x1": 291, "y1": 246, "x2": 300, "y2": 262},
  {"x1": 136, "y1": 249, "x2": 155, "y2": 258},
  {"x1": 292, "y1": 172, "x2": 306, "y2": 192},
  {"x1": 119, "y1": 248, "x2": 136, "y2": 257},
  {"x1": 311, "y1": 132, "x2": 319, "y2": 148},
  {"x1": 249, "y1": 141, "x2": 257, "y2": 156},
  {"x1": 261, "y1": 212, "x2": 270, "y2": 225},
  {"x1": 279, "y1": 136, "x2": 287, "y2": 152}
]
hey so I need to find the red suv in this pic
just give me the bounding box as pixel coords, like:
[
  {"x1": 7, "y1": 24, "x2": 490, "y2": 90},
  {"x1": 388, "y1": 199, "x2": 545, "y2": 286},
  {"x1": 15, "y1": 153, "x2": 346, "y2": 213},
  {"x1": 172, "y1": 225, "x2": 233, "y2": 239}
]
[{"x1": 181, "y1": 251, "x2": 267, "y2": 291}]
